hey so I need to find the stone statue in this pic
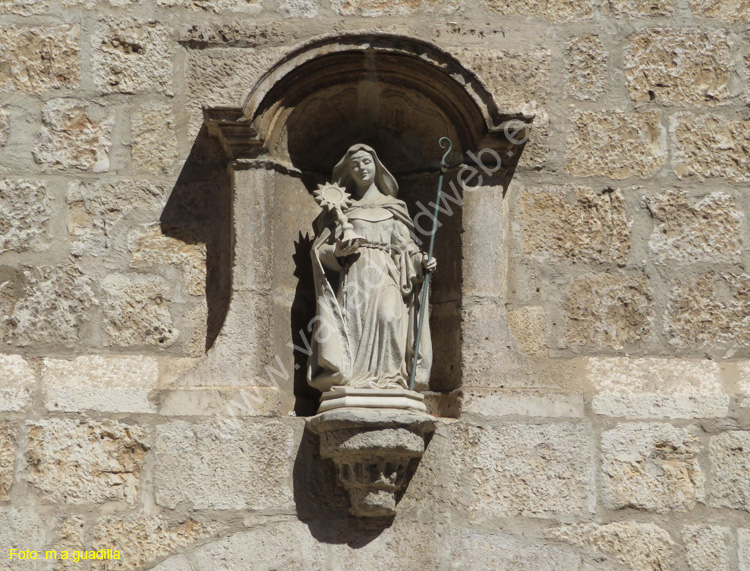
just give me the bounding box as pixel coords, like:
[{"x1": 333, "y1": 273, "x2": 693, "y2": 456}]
[{"x1": 307, "y1": 144, "x2": 436, "y2": 398}]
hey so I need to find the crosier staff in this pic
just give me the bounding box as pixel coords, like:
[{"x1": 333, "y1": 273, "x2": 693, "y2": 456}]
[{"x1": 409, "y1": 136, "x2": 452, "y2": 391}]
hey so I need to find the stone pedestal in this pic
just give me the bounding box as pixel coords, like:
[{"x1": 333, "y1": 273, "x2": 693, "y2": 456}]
[
  {"x1": 307, "y1": 407, "x2": 435, "y2": 517},
  {"x1": 318, "y1": 387, "x2": 427, "y2": 413}
]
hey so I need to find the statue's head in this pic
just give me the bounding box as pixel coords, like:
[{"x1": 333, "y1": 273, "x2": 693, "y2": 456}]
[{"x1": 332, "y1": 144, "x2": 398, "y2": 197}]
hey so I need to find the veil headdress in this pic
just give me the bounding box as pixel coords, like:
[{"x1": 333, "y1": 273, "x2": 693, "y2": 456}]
[{"x1": 332, "y1": 144, "x2": 399, "y2": 197}]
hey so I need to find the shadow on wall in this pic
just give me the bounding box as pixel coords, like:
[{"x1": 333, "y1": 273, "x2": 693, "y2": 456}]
[
  {"x1": 159, "y1": 126, "x2": 233, "y2": 352},
  {"x1": 292, "y1": 426, "x2": 432, "y2": 545}
]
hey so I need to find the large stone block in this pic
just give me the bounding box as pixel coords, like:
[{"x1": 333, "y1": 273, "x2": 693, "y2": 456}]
[
  {"x1": 564, "y1": 273, "x2": 653, "y2": 350},
  {"x1": 0, "y1": 25, "x2": 79, "y2": 93},
  {"x1": 608, "y1": 0, "x2": 674, "y2": 16},
  {"x1": 128, "y1": 225, "x2": 206, "y2": 296},
  {"x1": 551, "y1": 522, "x2": 674, "y2": 571},
  {"x1": 33, "y1": 99, "x2": 114, "y2": 172},
  {"x1": 520, "y1": 186, "x2": 629, "y2": 264},
  {"x1": 331, "y1": 0, "x2": 457, "y2": 15},
  {"x1": 91, "y1": 516, "x2": 220, "y2": 571},
  {"x1": 589, "y1": 357, "x2": 728, "y2": 419},
  {"x1": 740, "y1": 529, "x2": 750, "y2": 571},
  {"x1": 1, "y1": 264, "x2": 98, "y2": 347},
  {"x1": 0, "y1": 424, "x2": 13, "y2": 499},
  {"x1": 484, "y1": 0, "x2": 592, "y2": 21},
  {"x1": 565, "y1": 35, "x2": 607, "y2": 100},
  {"x1": 0, "y1": 509, "x2": 46, "y2": 569},
  {"x1": 507, "y1": 306, "x2": 549, "y2": 358},
  {"x1": 453, "y1": 421, "x2": 594, "y2": 518},
  {"x1": 0, "y1": 180, "x2": 51, "y2": 254},
  {"x1": 67, "y1": 180, "x2": 168, "y2": 256},
  {"x1": 647, "y1": 189, "x2": 740, "y2": 264},
  {"x1": 101, "y1": 273, "x2": 177, "y2": 348},
  {"x1": 42, "y1": 355, "x2": 158, "y2": 413},
  {"x1": 451, "y1": 48, "x2": 550, "y2": 114},
  {"x1": 92, "y1": 19, "x2": 174, "y2": 94},
  {"x1": 131, "y1": 102, "x2": 178, "y2": 174},
  {"x1": 462, "y1": 389, "x2": 584, "y2": 417},
  {"x1": 626, "y1": 29, "x2": 733, "y2": 106},
  {"x1": 690, "y1": 0, "x2": 750, "y2": 22},
  {"x1": 154, "y1": 420, "x2": 296, "y2": 510},
  {"x1": 0, "y1": 355, "x2": 34, "y2": 412},
  {"x1": 0, "y1": 0, "x2": 47, "y2": 14},
  {"x1": 601, "y1": 423, "x2": 704, "y2": 513},
  {"x1": 672, "y1": 113, "x2": 750, "y2": 184},
  {"x1": 710, "y1": 431, "x2": 750, "y2": 511},
  {"x1": 27, "y1": 419, "x2": 148, "y2": 505},
  {"x1": 667, "y1": 273, "x2": 750, "y2": 350},
  {"x1": 186, "y1": 47, "x2": 287, "y2": 137},
  {"x1": 158, "y1": 0, "x2": 261, "y2": 11},
  {"x1": 566, "y1": 110, "x2": 666, "y2": 179},
  {"x1": 683, "y1": 525, "x2": 730, "y2": 571}
]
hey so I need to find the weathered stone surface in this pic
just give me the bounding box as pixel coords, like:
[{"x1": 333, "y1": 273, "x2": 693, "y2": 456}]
[
  {"x1": 626, "y1": 29, "x2": 732, "y2": 106},
  {"x1": 33, "y1": 99, "x2": 114, "y2": 172},
  {"x1": 462, "y1": 390, "x2": 584, "y2": 417},
  {"x1": 0, "y1": 108, "x2": 8, "y2": 146},
  {"x1": 0, "y1": 355, "x2": 34, "y2": 412},
  {"x1": 710, "y1": 431, "x2": 750, "y2": 511},
  {"x1": 149, "y1": 557, "x2": 192, "y2": 571},
  {"x1": 132, "y1": 102, "x2": 178, "y2": 174},
  {"x1": 507, "y1": 306, "x2": 549, "y2": 357},
  {"x1": 186, "y1": 47, "x2": 286, "y2": 136},
  {"x1": 444, "y1": 529, "x2": 601, "y2": 570},
  {"x1": 683, "y1": 525, "x2": 730, "y2": 571},
  {"x1": 566, "y1": 111, "x2": 666, "y2": 179},
  {"x1": 565, "y1": 35, "x2": 607, "y2": 100},
  {"x1": 608, "y1": 0, "x2": 674, "y2": 17},
  {"x1": 0, "y1": 509, "x2": 46, "y2": 568},
  {"x1": 158, "y1": 387, "x2": 280, "y2": 416},
  {"x1": 27, "y1": 419, "x2": 148, "y2": 505},
  {"x1": 0, "y1": 25, "x2": 79, "y2": 93},
  {"x1": 0, "y1": 0, "x2": 47, "y2": 14},
  {"x1": 672, "y1": 114, "x2": 750, "y2": 184},
  {"x1": 551, "y1": 522, "x2": 674, "y2": 571},
  {"x1": 158, "y1": 0, "x2": 261, "y2": 12},
  {"x1": 278, "y1": 0, "x2": 318, "y2": 16},
  {"x1": 63, "y1": 0, "x2": 139, "y2": 5},
  {"x1": 128, "y1": 225, "x2": 206, "y2": 296},
  {"x1": 154, "y1": 420, "x2": 295, "y2": 510},
  {"x1": 43, "y1": 355, "x2": 158, "y2": 413},
  {"x1": 67, "y1": 180, "x2": 168, "y2": 256},
  {"x1": 91, "y1": 516, "x2": 220, "y2": 571},
  {"x1": 690, "y1": 0, "x2": 750, "y2": 22},
  {"x1": 1, "y1": 264, "x2": 98, "y2": 347},
  {"x1": 667, "y1": 273, "x2": 750, "y2": 349},
  {"x1": 565, "y1": 273, "x2": 653, "y2": 350},
  {"x1": 331, "y1": 0, "x2": 457, "y2": 15},
  {"x1": 446, "y1": 48, "x2": 550, "y2": 114},
  {"x1": 178, "y1": 20, "x2": 289, "y2": 47},
  {"x1": 484, "y1": 0, "x2": 592, "y2": 21},
  {"x1": 647, "y1": 189, "x2": 740, "y2": 264},
  {"x1": 0, "y1": 424, "x2": 13, "y2": 499},
  {"x1": 520, "y1": 186, "x2": 630, "y2": 264},
  {"x1": 589, "y1": 357, "x2": 728, "y2": 418},
  {"x1": 602, "y1": 423, "x2": 704, "y2": 513},
  {"x1": 0, "y1": 180, "x2": 51, "y2": 254},
  {"x1": 102, "y1": 273, "x2": 177, "y2": 348},
  {"x1": 93, "y1": 19, "x2": 174, "y2": 94},
  {"x1": 53, "y1": 516, "x2": 86, "y2": 569},
  {"x1": 454, "y1": 421, "x2": 594, "y2": 517},
  {"x1": 740, "y1": 529, "x2": 750, "y2": 570}
]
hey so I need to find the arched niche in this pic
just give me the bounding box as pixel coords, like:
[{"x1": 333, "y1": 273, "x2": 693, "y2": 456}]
[{"x1": 203, "y1": 33, "x2": 531, "y2": 416}]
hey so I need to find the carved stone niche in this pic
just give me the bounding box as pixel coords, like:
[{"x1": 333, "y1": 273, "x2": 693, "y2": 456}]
[{"x1": 203, "y1": 34, "x2": 530, "y2": 517}]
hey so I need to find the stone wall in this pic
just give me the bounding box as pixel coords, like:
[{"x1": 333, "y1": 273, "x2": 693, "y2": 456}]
[{"x1": 0, "y1": 0, "x2": 749, "y2": 569}]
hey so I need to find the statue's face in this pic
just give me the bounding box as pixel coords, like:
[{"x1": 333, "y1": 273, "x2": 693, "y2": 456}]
[{"x1": 349, "y1": 150, "x2": 376, "y2": 186}]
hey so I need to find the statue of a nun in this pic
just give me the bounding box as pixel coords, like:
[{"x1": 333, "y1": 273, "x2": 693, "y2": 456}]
[{"x1": 307, "y1": 144, "x2": 436, "y2": 394}]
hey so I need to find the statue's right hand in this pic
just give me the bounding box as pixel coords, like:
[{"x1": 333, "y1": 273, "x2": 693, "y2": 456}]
[{"x1": 335, "y1": 239, "x2": 360, "y2": 257}]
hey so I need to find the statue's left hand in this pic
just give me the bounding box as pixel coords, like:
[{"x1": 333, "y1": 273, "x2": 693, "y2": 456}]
[{"x1": 422, "y1": 254, "x2": 437, "y2": 273}]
